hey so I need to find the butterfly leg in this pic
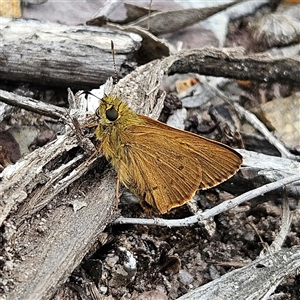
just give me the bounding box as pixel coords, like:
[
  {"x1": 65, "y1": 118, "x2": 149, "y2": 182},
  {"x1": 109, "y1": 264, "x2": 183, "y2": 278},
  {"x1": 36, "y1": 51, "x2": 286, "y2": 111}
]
[
  {"x1": 115, "y1": 171, "x2": 120, "y2": 209},
  {"x1": 79, "y1": 113, "x2": 98, "y2": 129},
  {"x1": 80, "y1": 122, "x2": 98, "y2": 128},
  {"x1": 75, "y1": 149, "x2": 97, "y2": 171},
  {"x1": 75, "y1": 138, "x2": 105, "y2": 171}
]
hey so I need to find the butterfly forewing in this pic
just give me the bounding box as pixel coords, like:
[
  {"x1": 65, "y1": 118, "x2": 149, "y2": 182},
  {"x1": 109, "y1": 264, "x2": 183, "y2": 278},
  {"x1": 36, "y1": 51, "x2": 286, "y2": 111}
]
[
  {"x1": 178, "y1": 129, "x2": 243, "y2": 189},
  {"x1": 116, "y1": 115, "x2": 242, "y2": 213}
]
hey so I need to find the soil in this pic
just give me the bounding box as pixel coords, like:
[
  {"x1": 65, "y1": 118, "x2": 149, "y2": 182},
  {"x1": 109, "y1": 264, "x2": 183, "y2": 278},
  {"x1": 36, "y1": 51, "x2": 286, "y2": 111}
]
[{"x1": 55, "y1": 191, "x2": 300, "y2": 299}]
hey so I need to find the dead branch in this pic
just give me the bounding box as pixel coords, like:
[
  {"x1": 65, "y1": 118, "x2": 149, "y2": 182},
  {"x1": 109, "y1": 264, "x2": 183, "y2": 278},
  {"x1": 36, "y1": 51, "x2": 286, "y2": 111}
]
[
  {"x1": 0, "y1": 89, "x2": 67, "y2": 120},
  {"x1": 167, "y1": 49, "x2": 300, "y2": 85},
  {"x1": 129, "y1": 0, "x2": 242, "y2": 35},
  {"x1": 176, "y1": 247, "x2": 300, "y2": 300},
  {"x1": 0, "y1": 17, "x2": 141, "y2": 89}
]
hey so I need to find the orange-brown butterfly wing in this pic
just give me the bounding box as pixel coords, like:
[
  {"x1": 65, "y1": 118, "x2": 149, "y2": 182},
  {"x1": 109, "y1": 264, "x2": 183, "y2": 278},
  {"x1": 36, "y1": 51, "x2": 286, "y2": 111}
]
[
  {"x1": 118, "y1": 130, "x2": 203, "y2": 214},
  {"x1": 139, "y1": 116, "x2": 243, "y2": 189},
  {"x1": 117, "y1": 115, "x2": 242, "y2": 214}
]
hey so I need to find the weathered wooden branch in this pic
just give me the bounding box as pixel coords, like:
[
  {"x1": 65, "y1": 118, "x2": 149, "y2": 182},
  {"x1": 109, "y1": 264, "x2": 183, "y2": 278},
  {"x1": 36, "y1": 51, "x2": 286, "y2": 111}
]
[
  {"x1": 167, "y1": 49, "x2": 300, "y2": 85},
  {"x1": 5, "y1": 170, "x2": 117, "y2": 300},
  {"x1": 0, "y1": 89, "x2": 67, "y2": 120},
  {"x1": 0, "y1": 17, "x2": 141, "y2": 89},
  {"x1": 177, "y1": 247, "x2": 300, "y2": 300},
  {"x1": 129, "y1": 0, "x2": 242, "y2": 35}
]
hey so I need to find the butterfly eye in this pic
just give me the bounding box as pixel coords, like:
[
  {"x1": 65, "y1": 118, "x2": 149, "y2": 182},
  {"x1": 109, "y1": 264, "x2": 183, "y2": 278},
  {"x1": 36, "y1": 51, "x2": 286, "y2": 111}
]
[{"x1": 106, "y1": 107, "x2": 118, "y2": 121}]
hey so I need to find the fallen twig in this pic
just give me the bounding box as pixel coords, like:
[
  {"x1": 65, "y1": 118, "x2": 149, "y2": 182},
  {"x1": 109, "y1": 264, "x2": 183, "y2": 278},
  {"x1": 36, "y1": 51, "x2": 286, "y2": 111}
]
[
  {"x1": 0, "y1": 89, "x2": 67, "y2": 120},
  {"x1": 114, "y1": 173, "x2": 300, "y2": 227},
  {"x1": 176, "y1": 247, "x2": 300, "y2": 300}
]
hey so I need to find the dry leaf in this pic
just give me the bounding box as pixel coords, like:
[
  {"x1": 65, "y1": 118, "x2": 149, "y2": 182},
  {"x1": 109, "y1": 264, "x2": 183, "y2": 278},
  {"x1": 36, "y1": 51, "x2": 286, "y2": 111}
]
[
  {"x1": 0, "y1": 0, "x2": 21, "y2": 17},
  {"x1": 129, "y1": 0, "x2": 241, "y2": 35}
]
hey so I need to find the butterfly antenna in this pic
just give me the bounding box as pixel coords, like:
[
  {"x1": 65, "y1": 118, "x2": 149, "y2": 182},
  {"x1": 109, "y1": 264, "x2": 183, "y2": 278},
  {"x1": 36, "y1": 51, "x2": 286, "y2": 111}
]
[
  {"x1": 79, "y1": 90, "x2": 109, "y2": 105},
  {"x1": 147, "y1": 0, "x2": 152, "y2": 30},
  {"x1": 111, "y1": 40, "x2": 118, "y2": 85}
]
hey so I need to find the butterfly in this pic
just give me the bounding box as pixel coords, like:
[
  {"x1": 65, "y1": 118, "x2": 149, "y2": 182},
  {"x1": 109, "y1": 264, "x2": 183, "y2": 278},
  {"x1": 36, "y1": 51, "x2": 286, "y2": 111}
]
[{"x1": 92, "y1": 94, "x2": 242, "y2": 214}]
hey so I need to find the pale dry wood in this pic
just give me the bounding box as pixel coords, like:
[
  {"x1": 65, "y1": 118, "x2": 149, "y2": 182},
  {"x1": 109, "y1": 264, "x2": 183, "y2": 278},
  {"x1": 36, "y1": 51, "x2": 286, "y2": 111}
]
[
  {"x1": 0, "y1": 89, "x2": 67, "y2": 120},
  {"x1": 8, "y1": 173, "x2": 117, "y2": 300},
  {"x1": 176, "y1": 246, "x2": 300, "y2": 300},
  {"x1": 91, "y1": 0, "x2": 122, "y2": 19},
  {"x1": 0, "y1": 17, "x2": 141, "y2": 89},
  {"x1": 239, "y1": 149, "x2": 300, "y2": 176}
]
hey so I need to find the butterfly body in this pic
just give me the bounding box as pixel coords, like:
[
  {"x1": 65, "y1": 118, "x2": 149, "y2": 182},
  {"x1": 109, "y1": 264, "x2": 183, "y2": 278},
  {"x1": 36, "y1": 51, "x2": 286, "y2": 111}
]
[{"x1": 95, "y1": 95, "x2": 242, "y2": 214}]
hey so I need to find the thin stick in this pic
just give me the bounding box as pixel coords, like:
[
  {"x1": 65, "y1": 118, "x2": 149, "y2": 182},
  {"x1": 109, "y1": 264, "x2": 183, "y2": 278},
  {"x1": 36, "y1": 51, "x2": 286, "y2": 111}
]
[
  {"x1": 113, "y1": 174, "x2": 300, "y2": 227},
  {"x1": 0, "y1": 89, "x2": 67, "y2": 120},
  {"x1": 115, "y1": 172, "x2": 120, "y2": 209},
  {"x1": 205, "y1": 83, "x2": 298, "y2": 161}
]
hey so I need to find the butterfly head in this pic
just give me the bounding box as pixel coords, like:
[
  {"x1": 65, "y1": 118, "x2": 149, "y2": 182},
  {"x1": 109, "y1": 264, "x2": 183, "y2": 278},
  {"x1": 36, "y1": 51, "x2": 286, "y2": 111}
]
[
  {"x1": 96, "y1": 95, "x2": 143, "y2": 128},
  {"x1": 96, "y1": 95, "x2": 122, "y2": 124}
]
